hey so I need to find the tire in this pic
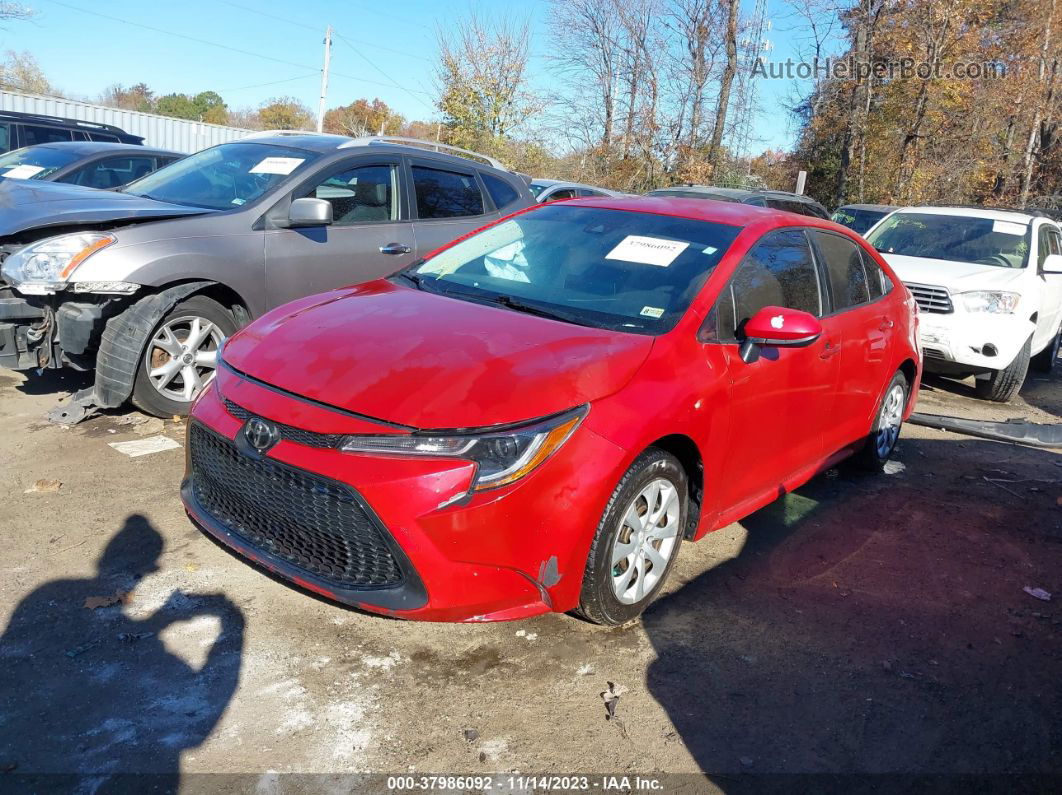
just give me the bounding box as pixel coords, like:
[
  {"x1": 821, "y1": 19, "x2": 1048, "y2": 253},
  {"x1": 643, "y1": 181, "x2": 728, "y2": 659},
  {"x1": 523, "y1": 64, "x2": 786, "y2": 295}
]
[
  {"x1": 577, "y1": 449, "x2": 687, "y2": 626},
  {"x1": 131, "y1": 295, "x2": 237, "y2": 418},
  {"x1": 974, "y1": 337, "x2": 1031, "y2": 402},
  {"x1": 1030, "y1": 326, "x2": 1061, "y2": 374},
  {"x1": 852, "y1": 370, "x2": 909, "y2": 472}
]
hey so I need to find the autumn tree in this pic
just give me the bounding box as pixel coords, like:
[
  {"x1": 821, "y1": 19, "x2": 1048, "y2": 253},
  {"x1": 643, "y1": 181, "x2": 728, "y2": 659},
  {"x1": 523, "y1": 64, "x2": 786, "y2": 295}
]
[
  {"x1": 256, "y1": 96, "x2": 313, "y2": 130},
  {"x1": 436, "y1": 11, "x2": 542, "y2": 152},
  {"x1": 100, "y1": 83, "x2": 155, "y2": 113},
  {"x1": 0, "y1": 50, "x2": 51, "y2": 94},
  {"x1": 323, "y1": 98, "x2": 404, "y2": 137}
]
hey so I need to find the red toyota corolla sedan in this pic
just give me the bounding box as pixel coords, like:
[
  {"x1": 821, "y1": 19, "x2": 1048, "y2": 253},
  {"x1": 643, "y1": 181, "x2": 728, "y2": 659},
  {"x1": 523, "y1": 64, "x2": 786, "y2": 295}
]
[{"x1": 181, "y1": 197, "x2": 920, "y2": 625}]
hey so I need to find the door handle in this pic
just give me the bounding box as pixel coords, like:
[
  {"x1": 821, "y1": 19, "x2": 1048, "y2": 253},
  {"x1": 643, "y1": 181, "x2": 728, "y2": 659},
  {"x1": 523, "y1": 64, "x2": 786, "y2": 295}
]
[
  {"x1": 379, "y1": 243, "x2": 412, "y2": 255},
  {"x1": 879, "y1": 319, "x2": 895, "y2": 331},
  {"x1": 819, "y1": 340, "x2": 840, "y2": 360}
]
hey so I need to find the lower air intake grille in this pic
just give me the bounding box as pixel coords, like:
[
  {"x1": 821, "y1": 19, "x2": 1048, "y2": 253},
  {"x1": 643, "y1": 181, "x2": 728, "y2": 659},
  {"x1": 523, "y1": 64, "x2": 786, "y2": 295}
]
[{"x1": 189, "y1": 423, "x2": 403, "y2": 588}]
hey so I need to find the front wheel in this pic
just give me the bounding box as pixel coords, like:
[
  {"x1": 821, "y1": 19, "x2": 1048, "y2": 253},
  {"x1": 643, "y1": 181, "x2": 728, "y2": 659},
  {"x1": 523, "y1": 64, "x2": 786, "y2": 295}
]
[
  {"x1": 853, "y1": 370, "x2": 909, "y2": 471},
  {"x1": 131, "y1": 295, "x2": 237, "y2": 417},
  {"x1": 974, "y1": 337, "x2": 1030, "y2": 402},
  {"x1": 577, "y1": 449, "x2": 687, "y2": 626}
]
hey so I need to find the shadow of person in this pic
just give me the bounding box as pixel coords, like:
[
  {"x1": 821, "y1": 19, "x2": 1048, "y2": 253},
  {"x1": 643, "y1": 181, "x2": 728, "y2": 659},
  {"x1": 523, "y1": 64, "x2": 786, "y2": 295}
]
[
  {"x1": 0, "y1": 514, "x2": 244, "y2": 791},
  {"x1": 642, "y1": 439, "x2": 1062, "y2": 789}
]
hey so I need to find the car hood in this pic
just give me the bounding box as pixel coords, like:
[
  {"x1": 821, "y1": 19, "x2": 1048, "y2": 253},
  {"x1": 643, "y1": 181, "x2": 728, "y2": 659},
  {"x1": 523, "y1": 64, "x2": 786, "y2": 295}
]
[
  {"x1": 0, "y1": 178, "x2": 212, "y2": 237},
  {"x1": 224, "y1": 282, "x2": 655, "y2": 429},
  {"x1": 881, "y1": 253, "x2": 1027, "y2": 291}
]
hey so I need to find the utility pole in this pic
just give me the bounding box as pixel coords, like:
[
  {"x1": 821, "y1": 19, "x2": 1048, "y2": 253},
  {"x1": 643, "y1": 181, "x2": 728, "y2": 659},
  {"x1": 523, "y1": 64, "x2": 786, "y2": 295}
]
[{"x1": 316, "y1": 25, "x2": 332, "y2": 133}]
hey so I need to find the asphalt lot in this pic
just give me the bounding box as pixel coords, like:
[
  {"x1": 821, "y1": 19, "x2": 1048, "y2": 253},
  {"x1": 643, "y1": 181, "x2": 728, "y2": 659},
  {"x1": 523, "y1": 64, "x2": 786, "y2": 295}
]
[{"x1": 0, "y1": 365, "x2": 1060, "y2": 789}]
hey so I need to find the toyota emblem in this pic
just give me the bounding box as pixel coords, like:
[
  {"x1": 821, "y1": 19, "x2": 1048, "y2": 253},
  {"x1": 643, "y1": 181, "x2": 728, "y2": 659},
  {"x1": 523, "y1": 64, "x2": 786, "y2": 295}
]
[{"x1": 243, "y1": 417, "x2": 280, "y2": 454}]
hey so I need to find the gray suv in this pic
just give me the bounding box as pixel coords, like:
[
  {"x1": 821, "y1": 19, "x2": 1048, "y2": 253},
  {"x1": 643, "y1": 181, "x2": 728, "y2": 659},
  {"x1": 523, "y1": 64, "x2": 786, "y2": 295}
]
[{"x1": 0, "y1": 133, "x2": 534, "y2": 419}]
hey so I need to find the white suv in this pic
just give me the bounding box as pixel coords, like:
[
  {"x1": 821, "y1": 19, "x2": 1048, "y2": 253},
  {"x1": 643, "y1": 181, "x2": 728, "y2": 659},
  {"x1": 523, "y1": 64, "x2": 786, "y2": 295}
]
[{"x1": 865, "y1": 206, "x2": 1062, "y2": 402}]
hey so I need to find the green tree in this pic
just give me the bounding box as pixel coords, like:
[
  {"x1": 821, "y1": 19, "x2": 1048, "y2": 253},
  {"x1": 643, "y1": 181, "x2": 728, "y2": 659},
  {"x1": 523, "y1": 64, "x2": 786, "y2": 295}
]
[
  {"x1": 256, "y1": 96, "x2": 314, "y2": 130},
  {"x1": 194, "y1": 91, "x2": 228, "y2": 125},
  {"x1": 155, "y1": 93, "x2": 200, "y2": 120}
]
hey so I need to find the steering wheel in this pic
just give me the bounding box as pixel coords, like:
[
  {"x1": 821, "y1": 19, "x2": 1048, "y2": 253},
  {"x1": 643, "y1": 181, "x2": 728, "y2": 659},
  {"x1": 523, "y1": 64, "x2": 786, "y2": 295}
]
[{"x1": 976, "y1": 255, "x2": 1011, "y2": 267}]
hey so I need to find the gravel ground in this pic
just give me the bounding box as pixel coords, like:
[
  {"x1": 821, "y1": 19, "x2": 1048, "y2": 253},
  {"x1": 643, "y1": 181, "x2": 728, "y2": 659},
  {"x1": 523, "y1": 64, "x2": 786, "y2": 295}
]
[{"x1": 0, "y1": 365, "x2": 1059, "y2": 791}]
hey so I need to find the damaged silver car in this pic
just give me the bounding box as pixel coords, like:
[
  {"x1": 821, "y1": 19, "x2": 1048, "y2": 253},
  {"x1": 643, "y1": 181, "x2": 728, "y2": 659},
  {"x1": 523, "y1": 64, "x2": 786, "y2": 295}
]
[{"x1": 0, "y1": 133, "x2": 533, "y2": 420}]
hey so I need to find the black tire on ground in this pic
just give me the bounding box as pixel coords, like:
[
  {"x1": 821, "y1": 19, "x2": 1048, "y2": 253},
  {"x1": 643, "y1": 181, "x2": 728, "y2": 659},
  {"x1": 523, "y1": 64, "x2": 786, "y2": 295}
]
[
  {"x1": 851, "y1": 370, "x2": 909, "y2": 472},
  {"x1": 130, "y1": 295, "x2": 237, "y2": 418},
  {"x1": 974, "y1": 337, "x2": 1031, "y2": 402},
  {"x1": 577, "y1": 448, "x2": 687, "y2": 627},
  {"x1": 1030, "y1": 326, "x2": 1061, "y2": 374}
]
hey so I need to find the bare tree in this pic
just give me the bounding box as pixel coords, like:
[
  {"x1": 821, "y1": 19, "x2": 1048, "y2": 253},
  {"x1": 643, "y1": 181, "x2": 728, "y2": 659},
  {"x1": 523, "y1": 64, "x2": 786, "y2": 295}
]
[
  {"x1": 706, "y1": 0, "x2": 740, "y2": 178},
  {"x1": 1019, "y1": 0, "x2": 1058, "y2": 206}
]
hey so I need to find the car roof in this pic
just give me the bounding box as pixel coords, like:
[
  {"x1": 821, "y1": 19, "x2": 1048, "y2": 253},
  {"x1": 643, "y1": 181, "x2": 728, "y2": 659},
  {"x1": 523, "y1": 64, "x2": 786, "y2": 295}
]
[
  {"x1": 548, "y1": 195, "x2": 851, "y2": 231},
  {"x1": 239, "y1": 133, "x2": 353, "y2": 153},
  {"x1": 26, "y1": 141, "x2": 179, "y2": 156},
  {"x1": 531, "y1": 178, "x2": 562, "y2": 187},
  {"x1": 837, "y1": 203, "x2": 895, "y2": 212},
  {"x1": 891, "y1": 205, "x2": 1043, "y2": 224},
  {"x1": 648, "y1": 185, "x2": 823, "y2": 205}
]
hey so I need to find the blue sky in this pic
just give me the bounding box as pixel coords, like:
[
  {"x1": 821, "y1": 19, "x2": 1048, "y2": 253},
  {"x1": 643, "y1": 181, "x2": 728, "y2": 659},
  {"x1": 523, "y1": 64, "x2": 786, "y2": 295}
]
[{"x1": 7, "y1": 0, "x2": 821, "y2": 153}]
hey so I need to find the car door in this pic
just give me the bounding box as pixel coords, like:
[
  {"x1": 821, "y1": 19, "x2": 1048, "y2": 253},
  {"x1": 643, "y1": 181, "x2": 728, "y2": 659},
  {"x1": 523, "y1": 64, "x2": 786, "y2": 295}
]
[
  {"x1": 263, "y1": 156, "x2": 415, "y2": 309},
  {"x1": 705, "y1": 227, "x2": 840, "y2": 511},
  {"x1": 58, "y1": 154, "x2": 159, "y2": 189},
  {"x1": 1035, "y1": 222, "x2": 1062, "y2": 345},
  {"x1": 808, "y1": 228, "x2": 895, "y2": 451},
  {"x1": 406, "y1": 158, "x2": 499, "y2": 256}
]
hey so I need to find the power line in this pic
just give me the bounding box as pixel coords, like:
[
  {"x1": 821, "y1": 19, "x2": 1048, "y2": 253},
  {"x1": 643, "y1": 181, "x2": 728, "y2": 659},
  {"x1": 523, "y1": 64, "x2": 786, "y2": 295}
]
[
  {"x1": 332, "y1": 31, "x2": 434, "y2": 111},
  {"x1": 42, "y1": 0, "x2": 433, "y2": 99}
]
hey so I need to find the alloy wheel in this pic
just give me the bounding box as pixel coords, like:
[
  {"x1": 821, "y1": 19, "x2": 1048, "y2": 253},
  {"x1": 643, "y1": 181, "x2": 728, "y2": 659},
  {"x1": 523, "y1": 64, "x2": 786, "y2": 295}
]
[
  {"x1": 144, "y1": 315, "x2": 225, "y2": 403},
  {"x1": 875, "y1": 383, "x2": 905, "y2": 458},
  {"x1": 610, "y1": 478, "x2": 681, "y2": 605}
]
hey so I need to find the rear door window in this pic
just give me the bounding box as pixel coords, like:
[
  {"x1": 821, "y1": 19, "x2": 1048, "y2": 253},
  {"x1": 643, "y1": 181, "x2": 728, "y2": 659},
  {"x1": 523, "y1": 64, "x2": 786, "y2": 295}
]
[
  {"x1": 710, "y1": 228, "x2": 823, "y2": 341},
  {"x1": 481, "y1": 172, "x2": 520, "y2": 210},
  {"x1": 810, "y1": 229, "x2": 870, "y2": 311},
  {"x1": 0, "y1": 123, "x2": 11, "y2": 152},
  {"x1": 21, "y1": 125, "x2": 74, "y2": 145},
  {"x1": 547, "y1": 188, "x2": 578, "y2": 201},
  {"x1": 62, "y1": 155, "x2": 159, "y2": 189},
  {"x1": 411, "y1": 165, "x2": 484, "y2": 219}
]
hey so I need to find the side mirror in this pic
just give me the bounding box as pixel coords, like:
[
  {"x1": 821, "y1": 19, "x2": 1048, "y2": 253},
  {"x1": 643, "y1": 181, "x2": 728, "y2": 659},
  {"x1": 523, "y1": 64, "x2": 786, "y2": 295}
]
[
  {"x1": 1043, "y1": 253, "x2": 1062, "y2": 274},
  {"x1": 287, "y1": 197, "x2": 333, "y2": 228},
  {"x1": 739, "y1": 306, "x2": 823, "y2": 364}
]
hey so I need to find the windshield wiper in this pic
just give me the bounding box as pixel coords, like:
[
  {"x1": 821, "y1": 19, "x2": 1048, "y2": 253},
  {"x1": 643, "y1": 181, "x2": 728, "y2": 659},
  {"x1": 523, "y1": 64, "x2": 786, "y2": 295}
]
[
  {"x1": 487, "y1": 294, "x2": 594, "y2": 326},
  {"x1": 391, "y1": 268, "x2": 427, "y2": 290}
]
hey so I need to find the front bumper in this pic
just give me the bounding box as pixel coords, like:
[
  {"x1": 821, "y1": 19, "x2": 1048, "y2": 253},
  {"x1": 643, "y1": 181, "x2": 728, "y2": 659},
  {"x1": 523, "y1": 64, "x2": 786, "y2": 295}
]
[
  {"x1": 0, "y1": 288, "x2": 110, "y2": 371},
  {"x1": 181, "y1": 367, "x2": 629, "y2": 622},
  {"x1": 918, "y1": 311, "x2": 1035, "y2": 373}
]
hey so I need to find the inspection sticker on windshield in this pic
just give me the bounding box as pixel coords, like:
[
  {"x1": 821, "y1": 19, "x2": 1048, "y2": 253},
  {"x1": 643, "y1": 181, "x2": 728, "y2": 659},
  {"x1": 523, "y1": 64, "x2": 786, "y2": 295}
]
[
  {"x1": 249, "y1": 156, "x2": 305, "y2": 175},
  {"x1": 606, "y1": 235, "x2": 688, "y2": 267},
  {"x1": 993, "y1": 219, "x2": 1026, "y2": 236},
  {"x1": 640, "y1": 306, "x2": 665, "y2": 318},
  {"x1": 1, "y1": 164, "x2": 45, "y2": 179}
]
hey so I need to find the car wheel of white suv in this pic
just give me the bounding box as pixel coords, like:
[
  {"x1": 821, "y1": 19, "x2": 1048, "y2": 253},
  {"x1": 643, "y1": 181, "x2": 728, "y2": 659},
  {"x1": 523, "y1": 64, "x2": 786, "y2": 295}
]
[{"x1": 974, "y1": 336, "x2": 1031, "y2": 403}]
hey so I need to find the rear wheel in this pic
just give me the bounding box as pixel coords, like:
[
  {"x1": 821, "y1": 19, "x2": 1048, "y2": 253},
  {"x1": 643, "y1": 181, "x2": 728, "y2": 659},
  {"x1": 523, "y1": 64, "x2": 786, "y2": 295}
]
[
  {"x1": 974, "y1": 337, "x2": 1030, "y2": 402},
  {"x1": 853, "y1": 370, "x2": 908, "y2": 471},
  {"x1": 1030, "y1": 326, "x2": 1061, "y2": 374},
  {"x1": 131, "y1": 295, "x2": 236, "y2": 417},
  {"x1": 577, "y1": 449, "x2": 687, "y2": 626}
]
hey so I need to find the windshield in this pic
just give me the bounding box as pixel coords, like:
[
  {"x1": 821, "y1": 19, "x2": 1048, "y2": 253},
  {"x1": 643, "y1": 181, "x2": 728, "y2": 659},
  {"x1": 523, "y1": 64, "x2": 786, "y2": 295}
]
[
  {"x1": 0, "y1": 146, "x2": 80, "y2": 180},
  {"x1": 866, "y1": 212, "x2": 1030, "y2": 268},
  {"x1": 528, "y1": 182, "x2": 547, "y2": 197},
  {"x1": 122, "y1": 142, "x2": 318, "y2": 210},
  {"x1": 403, "y1": 205, "x2": 742, "y2": 334},
  {"x1": 831, "y1": 207, "x2": 889, "y2": 235}
]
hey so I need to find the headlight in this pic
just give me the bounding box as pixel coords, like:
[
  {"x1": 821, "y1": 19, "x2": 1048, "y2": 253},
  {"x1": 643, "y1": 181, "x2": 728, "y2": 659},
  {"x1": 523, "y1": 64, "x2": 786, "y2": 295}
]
[
  {"x1": 1, "y1": 233, "x2": 116, "y2": 293},
  {"x1": 339, "y1": 405, "x2": 588, "y2": 491},
  {"x1": 960, "y1": 291, "x2": 1020, "y2": 314}
]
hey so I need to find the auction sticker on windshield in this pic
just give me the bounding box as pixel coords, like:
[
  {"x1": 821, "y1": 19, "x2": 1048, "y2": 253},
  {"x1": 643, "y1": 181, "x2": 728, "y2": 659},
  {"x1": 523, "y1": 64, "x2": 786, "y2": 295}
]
[
  {"x1": 249, "y1": 157, "x2": 305, "y2": 175},
  {"x1": 1, "y1": 165, "x2": 45, "y2": 179},
  {"x1": 606, "y1": 235, "x2": 689, "y2": 267}
]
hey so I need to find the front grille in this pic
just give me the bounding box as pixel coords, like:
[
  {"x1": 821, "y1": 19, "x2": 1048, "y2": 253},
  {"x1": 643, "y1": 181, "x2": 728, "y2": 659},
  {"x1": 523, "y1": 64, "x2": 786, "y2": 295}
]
[
  {"x1": 189, "y1": 423, "x2": 403, "y2": 588},
  {"x1": 905, "y1": 282, "x2": 953, "y2": 314},
  {"x1": 225, "y1": 399, "x2": 342, "y2": 449}
]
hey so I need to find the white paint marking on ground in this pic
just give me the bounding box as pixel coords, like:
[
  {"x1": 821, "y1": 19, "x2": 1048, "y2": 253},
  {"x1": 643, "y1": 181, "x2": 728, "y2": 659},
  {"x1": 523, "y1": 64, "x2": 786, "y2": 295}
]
[{"x1": 108, "y1": 435, "x2": 181, "y2": 457}]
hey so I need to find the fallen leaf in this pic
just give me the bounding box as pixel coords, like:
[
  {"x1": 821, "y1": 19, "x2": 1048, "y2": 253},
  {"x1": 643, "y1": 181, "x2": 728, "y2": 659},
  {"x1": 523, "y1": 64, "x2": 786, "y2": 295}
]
[
  {"x1": 24, "y1": 479, "x2": 61, "y2": 494},
  {"x1": 84, "y1": 591, "x2": 130, "y2": 609}
]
